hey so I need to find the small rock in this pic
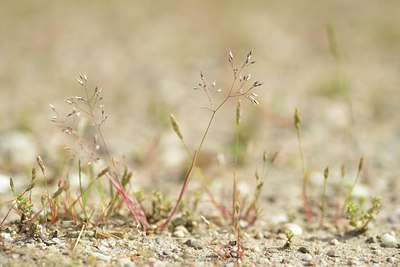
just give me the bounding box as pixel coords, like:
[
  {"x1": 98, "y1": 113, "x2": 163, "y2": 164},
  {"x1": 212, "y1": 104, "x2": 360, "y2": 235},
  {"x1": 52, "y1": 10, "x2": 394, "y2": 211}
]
[
  {"x1": 327, "y1": 250, "x2": 338, "y2": 257},
  {"x1": 387, "y1": 257, "x2": 396, "y2": 263},
  {"x1": 303, "y1": 254, "x2": 313, "y2": 261},
  {"x1": 155, "y1": 236, "x2": 164, "y2": 246},
  {"x1": 284, "y1": 223, "x2": 303, "y2": 236},
  {"x1": 173, "y1": 230, "x2": 186, "y2": 238},
  {"x1": 330, "y1": 238, "x2": 340, "y2": 245},
  {"x1": 270, "y1": 213, "x2": 289, "y2": 225},
  {"x1": 254, "y1": 232, "x2": 264, "y2": 239},
  {"x1": 184, "y1": 239, "x2": 202, "y2": 250},
  {"x1": 239, "y1": 220, "x2": 248, "y2": 229},
  {"x1": 90, "y1": 251, "x2": 112, "y2": 261},
  {"x1": 366, "y1": 236, "x2": 376, "y2": 243},
  {"x1": 117, "y1": 257, "x2": 134, "y2": 267},
  {"x1": 174, "y1": 225, "x2": 189, "y2": 234},
  {"x1": 298, "y1": 246, "x2": 310, "y2": 254},
  {"x1": 0, "y1": 233, "x2": 13, "y2": 244},
  {"x1": 380, "y1": 233, "x2": 397, "y2": 248}
]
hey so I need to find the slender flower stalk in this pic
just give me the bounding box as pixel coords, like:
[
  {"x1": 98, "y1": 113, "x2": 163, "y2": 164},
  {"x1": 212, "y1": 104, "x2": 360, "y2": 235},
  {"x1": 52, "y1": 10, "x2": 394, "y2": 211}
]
[{"x1": 162, "y1": 50, "x2": 263, "y2": 231}]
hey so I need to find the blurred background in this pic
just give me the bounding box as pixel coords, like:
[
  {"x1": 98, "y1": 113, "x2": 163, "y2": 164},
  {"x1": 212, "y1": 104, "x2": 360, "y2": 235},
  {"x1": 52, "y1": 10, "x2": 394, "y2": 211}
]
[{"x1": 0, "y1": 1, "x2": 399, "y2": 204}]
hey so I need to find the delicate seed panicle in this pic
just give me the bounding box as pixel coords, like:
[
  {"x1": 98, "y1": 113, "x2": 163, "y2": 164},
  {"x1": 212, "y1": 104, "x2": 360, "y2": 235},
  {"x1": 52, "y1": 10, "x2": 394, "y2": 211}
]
[
  {"x1": 236, "y1": 100, "x2": 242, "y2": 126},
  {"x1": 170, "y1": 113, "x2": 183, "y2": 140}
]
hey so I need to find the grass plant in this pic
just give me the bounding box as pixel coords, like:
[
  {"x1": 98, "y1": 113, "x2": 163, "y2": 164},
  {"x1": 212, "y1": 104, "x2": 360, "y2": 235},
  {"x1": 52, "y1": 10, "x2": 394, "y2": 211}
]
[
  {"x1": 294, "y1": 108, "x2": 313, "y2": 221},
  {"x1": 319, "y1": 166, "x2": 329, "y2": 227},
  {"x1": 161, "y1": 50, "x2": 263, "y2": 231}
]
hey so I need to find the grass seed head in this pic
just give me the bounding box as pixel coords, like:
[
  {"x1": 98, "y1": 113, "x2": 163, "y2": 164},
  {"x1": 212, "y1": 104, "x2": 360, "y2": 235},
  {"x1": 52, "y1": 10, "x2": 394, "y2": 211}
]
[
  {"x1": 324, "y1": 167, "x2": 329, "y2": 179},
  {"x1": 170, "y1": 113, "x2": 183, "y2": 140},
  {"x1": 36, "y1": 156, "x2": 46, "y2": 174},
  {"x1": 236, "y1": 100, "x2": 242, "y2": 126},
  {"x1": 294, "y1": 108, "x2": 301, "y2": 129},
  {"x1": 358, "y1": 156, "x2": 364, "y2": 172}
]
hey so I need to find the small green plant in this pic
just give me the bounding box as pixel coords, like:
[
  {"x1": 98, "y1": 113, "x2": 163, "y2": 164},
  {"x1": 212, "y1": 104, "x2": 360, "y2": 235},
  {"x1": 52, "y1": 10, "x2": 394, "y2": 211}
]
[
  {"x1": 341, "y1": 156, "x2": 364, "y2": 216},
  {"x1": 294, "y1": 108, "x2": 313, "y2": 221},
  {"x1": 346, "y1": 196, "x2": 381, "y2": 232},
  {"x1": 284, "y1": 229, "x2": 294, "y2": 249},
  {"x1": 319, "y1": 166, "x2": 329, "y2": 227}
]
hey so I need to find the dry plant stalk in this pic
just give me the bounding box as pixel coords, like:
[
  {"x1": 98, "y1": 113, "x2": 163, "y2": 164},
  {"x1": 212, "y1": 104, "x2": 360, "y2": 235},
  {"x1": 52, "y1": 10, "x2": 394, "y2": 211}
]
[{"x1": 162, "y1": 50, "x2": 263, "y2": 231}]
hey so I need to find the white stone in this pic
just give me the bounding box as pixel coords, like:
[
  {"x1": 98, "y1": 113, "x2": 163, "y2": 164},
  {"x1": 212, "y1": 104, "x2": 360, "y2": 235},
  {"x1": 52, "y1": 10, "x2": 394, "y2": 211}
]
[
  {"x1": 284, "y1": 223, "x2": 303, "y2": 236},
  {"x1": 270, "y1": 213, "x2": 289, "y2": 225},
  {"x1": 173, "y1": 230, "x2": 186, "y2": 238},
  {"x1": 90, "y1": 251, "x2": 112, "y2": 261},
  {"x1": 381, "y1": 233, "x2": 397, "y2": 248}
]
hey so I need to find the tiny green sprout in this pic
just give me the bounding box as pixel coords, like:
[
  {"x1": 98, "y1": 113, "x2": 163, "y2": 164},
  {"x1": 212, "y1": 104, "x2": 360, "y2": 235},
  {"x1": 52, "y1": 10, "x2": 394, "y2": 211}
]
[
  {"x1": 284, "y1": 229, "x2": 294, "y2": 248},
  {"x1": 346, "y1": 201, "x2": 359, "y2": 227},
  {"x1": 320, "y1": 166, "x2": 329, "y2": 226},
  {"x1": 346, "y1": 196, "x2": 381, "y2": 232}
]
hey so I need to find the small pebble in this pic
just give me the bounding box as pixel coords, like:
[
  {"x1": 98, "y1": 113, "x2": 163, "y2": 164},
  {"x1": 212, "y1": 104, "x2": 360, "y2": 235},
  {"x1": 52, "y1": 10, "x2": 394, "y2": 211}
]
[
  {"x1": 117, "y1": 257, "x2": 134, "y2": 266},
  {"x1": 387, "y1": 257, "x2": 396, "y2": 263},
  {"x1": 327, "y1": 250, "x2": 338, "y2": 257},
  {"x1": 173, "y1": 230, "x2": 186, "y2": 238},
  {"x1": 303, "y1": 254, "x2": 313, "y2": 261},
  {"x1": 298, "y1": 246, "x2": 310, "y2": 254},
  {"x1": 380, "y1": 233, "x2": 397, "y2": 248},
  {"x1": 249, "y1": 246, "x2": 261, "y2": 253},
  {"x1": 270, "y1": 213, "x2": 289, "y2": 225},
  {"x1": 255, "y1": 232, "x2": 264, "y2": 239},
  {"x1": 173, "y1": 225, "x2": 189, "y2": 238},
  {"x1": 90, "y1": 252, "x2": 112, "y2": 261},
  {"x1": 330, "y1": 238, "x2": 339, "y2": 245},
  {"x1": 184, "y1": 239, "x2": 202, "y2": 250}
]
